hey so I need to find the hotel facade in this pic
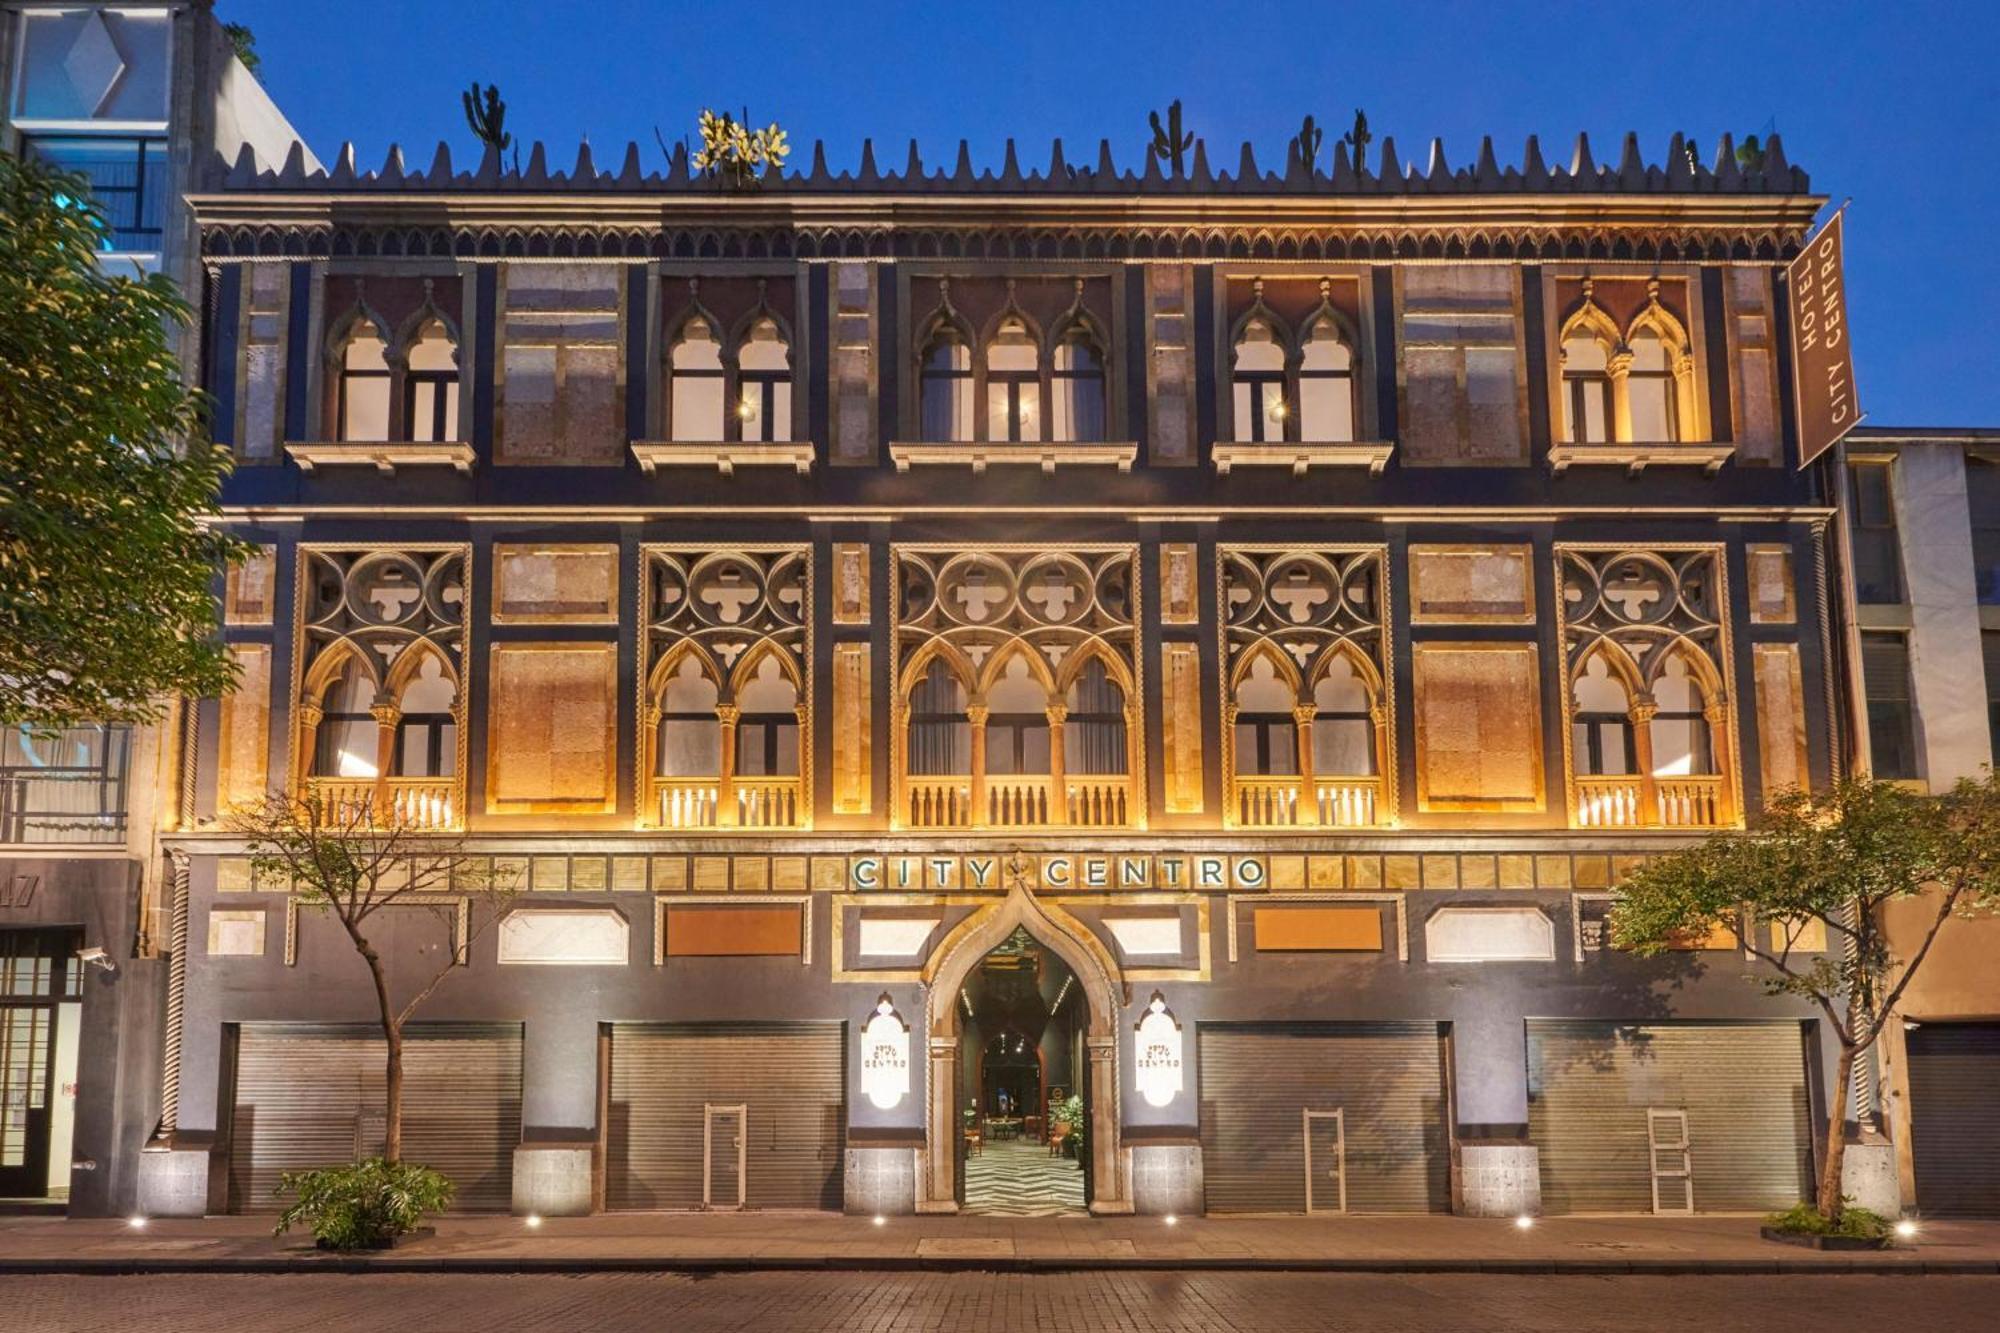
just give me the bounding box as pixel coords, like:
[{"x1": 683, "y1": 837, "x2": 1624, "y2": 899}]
[{"x1": 11, "y1": 8, "x2": 1999, "y2": 1223}]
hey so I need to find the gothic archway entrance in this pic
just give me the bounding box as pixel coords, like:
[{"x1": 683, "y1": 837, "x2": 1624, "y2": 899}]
[{"x1": 919, "y1": 877, "x2": 1131, "y2": 1214}]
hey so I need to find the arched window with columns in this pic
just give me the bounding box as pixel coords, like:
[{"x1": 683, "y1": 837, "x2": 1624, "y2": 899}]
[
  {"x1": 669, "y1": 314, "x2": 727, "y2": 441},
  {"x1": 1231, "y1": 315, "x2": 1289, "y2": 443},
  {"x1": 735, "y1": 317, "x2": 793, "y2": 443},
  {"x1": 335, "y1": 326, "x2": 392, "y2": 442}
]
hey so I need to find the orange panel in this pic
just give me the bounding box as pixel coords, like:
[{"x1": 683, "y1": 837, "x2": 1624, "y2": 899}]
[
  {"x1": 664, "y1": 906, "x2": 802, "y2": 957},
  {"x1": 1253, "y1": 906, "x2": 1383, "y2": 952}
]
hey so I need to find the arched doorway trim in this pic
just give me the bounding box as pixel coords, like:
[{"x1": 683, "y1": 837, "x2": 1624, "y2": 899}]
[{"x1": 919, "y1": 875, "x2": 1132, "y2": 1214}]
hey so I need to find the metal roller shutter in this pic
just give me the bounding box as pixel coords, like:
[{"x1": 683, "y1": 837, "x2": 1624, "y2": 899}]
[
  {"x1": 1907, "y1": 1022, "x2": 2000, "y2": 1215},
  {"x1": 1527, "y1": 1020, "x2": 1810, "y2": 1214},
  {"x1": 607, "y1": 1022, "x2": 845, "y2": 1211},
  {"x1": 1198, "y1": 1023, "x2": 1449, "y2": 1214},
  {"x1": 228, "y1": 1023, "x2": 522, "y2": 1213}
]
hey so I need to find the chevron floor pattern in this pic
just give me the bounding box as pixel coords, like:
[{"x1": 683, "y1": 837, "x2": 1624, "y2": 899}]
[{"x1": 963, "y1": 1139, "x2": 1088, "y2": 1216}]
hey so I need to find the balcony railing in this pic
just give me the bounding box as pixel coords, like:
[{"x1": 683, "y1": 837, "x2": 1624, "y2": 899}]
[
  {"x1": 901, "y1": 774, "x2": 1137, "y2": 829},
  {"x1": 1574, "y1": 774, "x2": 1726, "y2": 829},
  {"x1": 986, "y1": 776, "x2": 1054, "y2": 828},
  {"x1": 305, "y1": 776, "x2": 459, "y2": 831},
  {"x1": 1231, "y1": 776, "x2": 1382, "y2": 829},
  {"x1": 1064, "y1": 776, "x2": 1133, "y2": 828},
  {"x1": 906, "y1": 776, "x2": 974, "y2": 829},
  {"x1": 651, "y1": 776, "x2": 804, "y2": 829}
]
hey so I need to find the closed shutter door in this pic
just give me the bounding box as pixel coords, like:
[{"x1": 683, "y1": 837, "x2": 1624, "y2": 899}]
[
  {"x1": 228, "y1": 1023, "x2": 521, "y2": 1213},
  {"x1": 1527, "y1": 1021, "x2": 1809, "y2": 1214},
  {"x1": 1907, "y1": 1022, "x2": 2000, "y2": 1215},
  {"x1": 607, "y1": 1022, "x2": 845, "y2": 1211},
  {"x1": 1198, "y1": 1023, "x2": 1448, "y2": 1214}
]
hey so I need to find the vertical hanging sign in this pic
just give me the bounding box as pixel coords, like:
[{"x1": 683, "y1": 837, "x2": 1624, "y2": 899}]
[
  {"x1": 860, "y1": 994, "x2": 910, "y2": 1111},
  {"x1": 1790, "y1": 208, "x2": 1864, "y2": 468}
]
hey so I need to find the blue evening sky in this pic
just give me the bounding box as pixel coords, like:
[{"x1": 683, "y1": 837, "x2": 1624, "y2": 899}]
[{"x1": 225, "y1": 0, "x2": 1999, "y2": 427}]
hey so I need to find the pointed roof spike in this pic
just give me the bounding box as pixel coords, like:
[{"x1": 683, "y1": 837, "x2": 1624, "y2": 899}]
[
  {"x1": 572, "y1": 141, "x2": 596, "y2": 184},
  {"x1": 1284, "y1": 137, "x2": 1309, "y2": 187},
  {"x1": 1190, "y1": 138, "x2": 1213, "y2": 188},
  {"x1": 473, "y1": 142, "x2": 501, "y2": 186},
  {"x1": 276, "y1": 140, "x2": 309, "y2": 186},
  {"x1": 1141, "y1": 146, "x2": 1165, "y2": 187},
  {"x1": 1096, "y1": 138, "x2": 1117, "y2": 181},
  {"x1": 1377, "y1": 136, "x2": 1400, "y2": 192},
  {"x1": 329, "y1": 141, "x2": 357, "y2": 186},
  {"x1": 666, "y1": 141, "x2": 689, "y2": 188},
  {"x1": 226, "y1": 142, "x2": 257, "y2": 188},
  {"x1": 523, "y1": 142, "x2": 549, "y2": 187},
  {"x1": 1569, "y1": 132, "x2": 1595, "y2": 183},
  {"x1": 1474, "y1": 136, "x2": 1501, "y2": 189},
  {"x1": 1714, "y1": 132, "x2": 1741, "y2": 189},
  {"x1": 1522, "y1": 134, "x2": 1549, "y2": 189},
  {"x1": 1666, "y1": 131, "x2": 1693, "y2": 189},
  {"x1": 903, "y1": 139, "x2": 923, "y2": 182},
  {"x1": 857, "y1": 138, "x2": 880, "y2": 185},
  {"x1": 999, "y1": 138, "x2": 1024, "y2": 188},
  {"x1": 1426, "y1": 137, "x2": 1451, "y2": 188},
  {"x1": 618, "y1": 141, "x2": 643, "y2": 186},
  {"x1": 1763, "y1": 132, "x2": 1791, "y2": 185},
  {"x1": 808, "y1": 140, "x2": 831, "y2": 184},
  {"x1": 1048, "y1": 137, "x2": 1068, "y2": 183},
  {"x1": 1618, "y1": 131, "x2": 1645, "y2": 188},
  {"x1": 425, "y1": 141, "x2": 453, "y2": 185},
  {"x1": 376, "y1": 143, "x2": 405, "y2": 187},
  {"x1": 1237, "y1": 140, "x2": 1260, "y2": 188},
  {"x1": 952, "y1": 139, "x2": 974, "y2": 185},
  {"x1": 1331, "y1": 139, "x2": 1356, "y2": 190}
]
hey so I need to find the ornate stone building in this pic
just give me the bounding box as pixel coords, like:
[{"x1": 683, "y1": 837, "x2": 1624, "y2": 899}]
[{"x1": 104, "y1": 118, "x2": 1885, "y2": 1222}]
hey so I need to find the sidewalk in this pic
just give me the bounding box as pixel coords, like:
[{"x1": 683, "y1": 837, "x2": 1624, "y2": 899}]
[{"x1": 3, "y1": 1211, "x2": 1999, "y2": 1275}]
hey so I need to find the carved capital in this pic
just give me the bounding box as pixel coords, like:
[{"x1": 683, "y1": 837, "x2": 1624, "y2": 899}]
[
  {"x1": 1291, "y1": 704, "x2": 1318, "y2": 726},
  {"x1": 1628, "y1": 699, "x2": 1659, "y2": 725},
  {"x1": 1044, "y1": 704, "x2": 1070, "y2": 725},
  {"x1": 965, "y1": 705, "x2": 991, "y2": 727},
  {"x1": 295, "y1": 701, "x2": 325, "y2": 729},
  {"x1": 1605, "y1": 349, "x2": 1636, "y2": 379},
  {"x1": 714, "y1": 704, "x2": 742, "y2": 726},
  {"x1": 369, "y1": 702, "x2": 402, "y2": 728}
]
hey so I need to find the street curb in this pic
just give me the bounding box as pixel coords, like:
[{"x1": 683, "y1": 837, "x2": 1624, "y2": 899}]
[{"x1": 1, "y1": 1255, "x2": 1994, "y2": 1277}]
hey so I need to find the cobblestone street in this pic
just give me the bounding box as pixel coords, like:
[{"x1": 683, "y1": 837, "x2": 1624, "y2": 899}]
[{"x1": 5, "y1": 1272, "x2": 1999, "y2": 1332}]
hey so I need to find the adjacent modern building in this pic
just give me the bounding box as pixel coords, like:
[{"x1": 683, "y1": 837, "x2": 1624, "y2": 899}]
[{"x1": 0, "y1": 0, "x2": 304, "y2": 1213}]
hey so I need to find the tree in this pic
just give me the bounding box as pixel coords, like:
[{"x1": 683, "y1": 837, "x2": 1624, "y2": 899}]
[
  {"x1": 222, "y1": 22, "x2": 260, "y2": 74},
  {"x1": 0, "y1": 149, "x2": 243, "y2": 732},
  {"x1": 235, "y1": 795, "x2": 518, "y2": 1163},
  {"x1": 1611, "y1": 778, "x2": 2000, "y2": 1220}
]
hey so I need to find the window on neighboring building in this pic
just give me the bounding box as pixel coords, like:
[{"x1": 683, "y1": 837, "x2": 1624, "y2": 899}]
[
  {"x1": 24, "y1": 136, "x2": 167, "y2": 252},
  {"x1": 1298, "y1": 316, "x2": 1356, "y2": 443},
  {"x1": 1570, "y1": 655, "x2": 1634, "y2": 775},
  {"x1": 735, "y1": 318, "x2": 792, "y2": 443},
  {"x1": 906, "y1": 658, "x2": 971, "y2": 774},
  {"x1": 1625, "y1": 328, "x2": 1680, "y2": 442},
  {"x1": 1967, "y1": 458, "x2": 2000, "y2": 605},
  {"x1": 655, "y1": 657, "x2": 722, "y2": 777},
  {"x1": 0, "y1": 724, "x2": 129, "y2": 844},
  {"x1": 1232, "y1": 655, "x2": 1298, "y2": 776},
  {"x1": 1051, "y1": 330, "x2": 1106, "y2": 443},
  {"x1": 669, "y1": 317, "x2": 726, "y2": 441},
  {"x1": 336, "y1": 330, "x2": 392, "y2": 442},
  {"x1": 1231, "y1": 318, "x2": 1288, "y2": 443},
  {"x1": 1561, "y1": 335, "x2": 1612, "y2": 444},
  {"x1": 734, "y1": 656, "x2": 800, "y2": 777},
  {"x1": 920, "y1": 330, "x2": 974, "y2": 442},
  {"x1": 1310, "y1": 656, "x2": 1376, "y2": 776},
  {"x1": 1847, "y1": 463, "x2": 1905, "y2": 604},
  {"x1": 1862, "y1": 631, "x2": 1919, "y2": 780},
  {"x1": 984, "y1": 318, "x2": 1042, "y2": 443},
  {"x1": 1985, "y1": 630, "x2": 2000, "y2": 766},
  {"x1": 1063, "y1": 658, "x2": 1127, "y2": 774},
  {"x1": 402, "y1": 321, "x2": 460, "y2": 443}
]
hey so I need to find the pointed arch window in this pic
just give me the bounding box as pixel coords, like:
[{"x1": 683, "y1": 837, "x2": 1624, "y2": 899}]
[
  {"x1": 1650, "y1": 655, "x2": 1714, "y2": 776},
  {"x1": 1052, "y1": 329, "x2": 1107, "y2": 443},
  {"x1": 403, "y1": 321, "x2": 460, "y2": 444},
  {"x1": 985, "y1": 317, "x2": 1043, "y2": 443},
  {"x1": 669, "y1": 316, "x2": 727, "y2": 441},
  {"x1": 1232, "y1": 318, "x2": 1288, "y2": 443},
  {"x1": 984, "y1": 656, "x2": 1051, "y2": 775},
  {"x1": 1570, "y1": 655, "x2": 1635, "y2": 776},
  {"x1": 1561, "y1": 334, "x2": 1613, "y2": 444},
  {"x1": 920, "y1": 330, "x2": 974, "y2": 442},
  {"x1": 736, "y1": 317, "x2": 793, "y2": 443},
  {"x1": 656, "y1": 657, "x2": 722, "y2": 777},
  {"x1": 735, "y1": 655, "x2": 800, "y2": 777},
  {"x1": 1063, "y1": 658, "x2": 1127, "y2": 775},
  {"x1": 1232, "y1": 655, "x2": 1298, "y2": 776},
  {"x1": 337, "y1": 330, "x2": 392, "y2": 442},
  {"x1": 1298, "y1": 316, "x2": 1356, "y2": 443},
  {"x1": 393, "y1": 654, "x2": 457, "y2": 778},
  {"x1": 313, "y1": 658, "x2": 381, "y2": 778},
  {"x1": 1626, "y1": 327, "x2": 1680, "y2": 443},
  {"x1": 1310, "y1": 656, "x2": 1375, "y2": 776},
  {"x1": 907, "y1": 658, "x2": 971, "y2": 774}
]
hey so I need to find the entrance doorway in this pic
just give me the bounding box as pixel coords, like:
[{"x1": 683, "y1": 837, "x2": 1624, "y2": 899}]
[
  {"x1": 0, "y1": 929, "x2": 82, "y2": 1204},
  {"x1": 957, "y1": 926, "x2": 1087, "y2": 1216}
]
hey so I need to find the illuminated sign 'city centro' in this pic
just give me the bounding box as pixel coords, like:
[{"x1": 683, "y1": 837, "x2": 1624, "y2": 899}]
[{"x1": 844, "y1": 853, "x2": 1268, "y2": 893}]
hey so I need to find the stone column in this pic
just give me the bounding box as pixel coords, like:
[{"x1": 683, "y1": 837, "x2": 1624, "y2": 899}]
[
  {"x1": 369, "y1": 700, "x2": 401, "y2": 819},
  {"x1": 1704, "y1": 697, "x2": 1735, "y2": 825},
  {"x1": 1673, "y1": 352, "x2": 1700, "y2": 440},
  {"x1": 1086, "y1": 1033, "x2": 1129, "y2": 1213},
  {"x1": 966, "y1": 704, "x2": 990, "y2": 828},
  {"x1": 1044, "y1": 703, "x2": 1068, "y2": 826},
  {"x1": 292, "y1": 700, "x2": 324, "y2": 792},
  {"x1": 1369, "y1": 702, "x2": 1391, "y2": 826},
  {"x1": 920, "y1": 1034, "x2": 961, "y2": 1213},
  {"x1": 1628, "y1": 696, "x2": 1659, "y2": 827},
  {"x1": 715, "y1": 703, "x2": 740, "y2": 827},
  {"x1": 1291, "y1": 703, "x2": 1320, "y2": 826},
  {"x1": 639, "y1": 704, "x2": 660, "y2": 827},
  {"x1": 1606, "y1": 347, "x2": 1635, "y2": 443}
]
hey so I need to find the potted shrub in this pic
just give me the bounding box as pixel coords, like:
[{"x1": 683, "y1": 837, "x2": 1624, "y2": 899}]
[
  {"x1": 1053, "y1": 1094, "x2": 1087, "y2": 1170},
  {"x1": 275, "y1": 1157, "x2": 455, "y2": 1251},
  {"x1": 1759, "y1": 1201, "x2": 1897, "y2": 1251}
]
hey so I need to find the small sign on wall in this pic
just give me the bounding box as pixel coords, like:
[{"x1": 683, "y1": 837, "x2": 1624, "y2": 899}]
[
  {"x1": 860, "y1": 995, "x2": 910, "y2": 1111},
  {"x1": 1134, "y1": 992, "x2": 1183, "y2": 1109}
]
